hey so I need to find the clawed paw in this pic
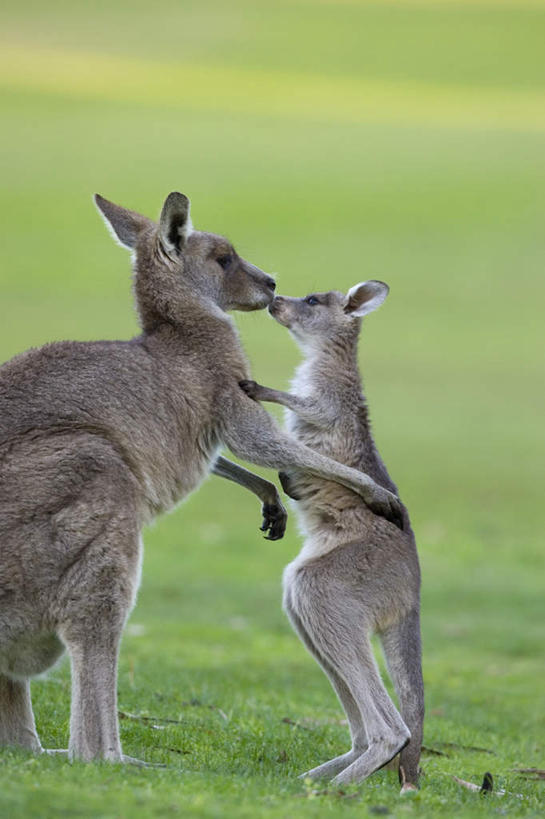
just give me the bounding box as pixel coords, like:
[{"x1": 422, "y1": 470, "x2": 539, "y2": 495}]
[
  {"x1": 260, "y1": 501, "x2": 287, "y2": 540},
  {"x1": 239, "y1": 380, "x2": 260, "y2": 400},
  {"x1": 366, "y1": 487, "x2": 405, "y2": 531}
]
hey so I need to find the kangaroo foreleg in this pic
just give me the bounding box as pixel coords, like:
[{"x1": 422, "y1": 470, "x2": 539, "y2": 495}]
[
  {"x1": 212, "y1": 455, "x2": 287, "y2": 540},
  {"x1": 222, "y1": 391, "x2": 403, "y2": 530},
  {"x1": 239, "y1": 380, "x2": 334, "y2": 427}
]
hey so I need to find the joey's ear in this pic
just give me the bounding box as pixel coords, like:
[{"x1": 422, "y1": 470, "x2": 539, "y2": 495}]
[
  {"x1": 158, "y1": 192, "x2": 192, "y2": 254},
  {"x1": 94, "y1": 194, "x2": 150, "y2": 250},
  {"x1": 343, "y1": 280, "x2": 389, "y2": 317}
]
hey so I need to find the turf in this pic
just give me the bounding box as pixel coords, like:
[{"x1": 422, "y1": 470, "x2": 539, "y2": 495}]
[{"x1": 1, "y1": 1, "x2": 544, "y2": 816}]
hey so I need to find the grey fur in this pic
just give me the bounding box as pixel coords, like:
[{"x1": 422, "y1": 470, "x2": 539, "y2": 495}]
[
  {"x1": 0, "y1": 196, "x2": 403, "y2": 764},
  {"x1": 240, "y1": 281, "x2": 424, "y2": 791}
]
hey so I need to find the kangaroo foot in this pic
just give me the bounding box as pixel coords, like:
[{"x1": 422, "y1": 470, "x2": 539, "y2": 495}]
[
  {"x1": 122, "y1": 754, "x2": 166, "y2": 768},
  {"x1": 333, "y1": 736, "x2": 409, "y2": 785},
  {"x1": 44, "y1": 749, "x2": 165, "y2": 767},
  {"x1": 399, "y1": 762, "x2": 420, "y2": 794},
  {"x1": 400, "y1": 783, "x2": 419, "y2": 795},
  {"x1": 299, "y1": 748, "x2": 366, "y2": 781}
]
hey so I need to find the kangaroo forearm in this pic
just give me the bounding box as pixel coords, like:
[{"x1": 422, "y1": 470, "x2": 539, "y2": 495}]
[
  {"x1": 222, "y1": 393, "x2": 403, "y2": 528},
  {"x1": 212, "y1": 456, "x2": 277, "y2": 504},
  {"x1": 251, "y1": 386, "x2": 294, "y2": 407},
  {"x1": 221, "y1": 397, "x2": 310, "y2": 470},
  {"x1": 229, "y1": 432, "x2": 375, "y2": 496},
  {"x1": 222, "y1": 399, "x2": 375, "y2": 496},
  {"x1": 225, "y1": 429, "x2": 301, "y2": 471},
  {"x1": 291, "y1": 444, "x2": 375, "y2": 495},
  {"x1": 240, "y1": 380, "x2": 332, "y2": 427},
  {"x1": 212, "y1": 455, "x2": 287, "y2": 540},
  {"x1": 257, "y1": 387, "x2": 329, "y2": 425}
]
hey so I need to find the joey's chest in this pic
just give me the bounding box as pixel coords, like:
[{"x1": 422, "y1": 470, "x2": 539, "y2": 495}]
[{"x1": 285, "y1": 406, "x2": 357, "y2": 465}]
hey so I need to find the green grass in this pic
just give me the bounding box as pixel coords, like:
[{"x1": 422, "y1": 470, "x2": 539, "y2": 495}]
[{"x1": 1, "y1": 0, "x2": 544, "y2": 816}]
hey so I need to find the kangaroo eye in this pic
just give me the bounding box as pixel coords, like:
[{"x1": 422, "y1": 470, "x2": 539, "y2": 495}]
[
  {"x1": 306, "y1": 296, "x2": 319, "y2": 306},
  {"x1": 216, "y1": 255, "x2": 232, "y2": 270}
]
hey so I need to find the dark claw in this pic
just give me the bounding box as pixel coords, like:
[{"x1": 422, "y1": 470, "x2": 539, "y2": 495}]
[
  {"x1": 378, "y1": 501, "x2": 404, "y2": 531},
  {"x1": 239, "y1": 379, "x2": 259, "y2": 400},
  {"x1": 392, "y1": 498, "x2": 405, "y2": 531},
  {"x1": 367, "y1": 490, "x2": 405, "y2": 532},
  {"x1": 386, "y1": 500, "x2": 404, "y2": 531},
  {"x1": 260, "y1": 502, "x2": 287, "y2": 540}
]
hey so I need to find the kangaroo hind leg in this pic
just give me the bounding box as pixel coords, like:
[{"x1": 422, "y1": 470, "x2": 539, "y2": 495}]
[
  {"x1": 379, "y1": 609, "x2": 424, "y2": 792},
  {"x1": 285, "y1": 574, "x2": 409, "y2": 784},
  {"x1": 55, "y1": 519, "x2": 142, "y2": 763},
  {"x1": 328, "y1": 634, "x2": 410, "y2": 785},
  {"x1": 284, "y1": 590, "x2": 368, "y2": 781},
  {"x1": 0, "y1": 674, "x2": 42, "y2": 753}
]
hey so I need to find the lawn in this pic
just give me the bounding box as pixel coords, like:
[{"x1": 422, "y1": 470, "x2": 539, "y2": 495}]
[{"x1": 0, "y1": 1, "x2": 544, "y2": 816}]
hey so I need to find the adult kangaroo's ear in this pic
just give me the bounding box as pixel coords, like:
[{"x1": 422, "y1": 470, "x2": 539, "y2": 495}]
[
  {"x1": 343, "y1": 280, "x2": 389, "y2": 317},
  {"x1": 158, "y1": 192, "x2": 192, "y2": 254},
  {"x1": 94, "y1": 194, "x2": 150, "y2": 250}
]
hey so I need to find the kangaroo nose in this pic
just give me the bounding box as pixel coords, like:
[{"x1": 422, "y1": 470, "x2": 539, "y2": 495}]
[
  {"x1": 268, "y1": 295, "x2": 284, "y2": 314},
  {"x1": 265, "y1": 276, "x2": 276, "y2": 291}
]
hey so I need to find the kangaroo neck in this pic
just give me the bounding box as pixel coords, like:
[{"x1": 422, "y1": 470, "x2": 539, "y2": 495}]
[
  {"x1": 140, "y1": 304, "x2": 249, "y2": 377},
  {"x1": 296, "y1": 334, "x2": 397, "y2": 493},
  {"x1": 297, "y1": 329, "x2": 363, "y2": 395},
  {"x1": 296, "y1": 331, "x2": 383, "y2": 455}
]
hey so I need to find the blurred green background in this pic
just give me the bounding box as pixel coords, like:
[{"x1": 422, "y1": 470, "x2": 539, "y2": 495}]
[{"x1": 1, "y1": 1, "x2": 544, "y2": 816}]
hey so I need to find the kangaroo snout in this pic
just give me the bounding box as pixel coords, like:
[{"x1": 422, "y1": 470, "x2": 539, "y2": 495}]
[
  {"x1": 252, "y1": 272, "x2": 276, "y2": 308},
  {"x1": 243, "y1": 260, "x2": 275, "y2": 290},
  {"x1": 268, "y1": 295, "x2": 292, "y2": 327},
  {"x1": 268, "y1": 295, "x2": 285, "y2": 312},
  {"x1": 240, "y1": 261, "x2": 276, "y2": 306},
  {"x1": 254, "y1": 274, "x2": 276, "y2": 301}
]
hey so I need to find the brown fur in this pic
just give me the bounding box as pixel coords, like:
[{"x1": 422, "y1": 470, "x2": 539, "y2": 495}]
[{"x1": 0, "y1": 196, "x2": 403, "y2": 764}]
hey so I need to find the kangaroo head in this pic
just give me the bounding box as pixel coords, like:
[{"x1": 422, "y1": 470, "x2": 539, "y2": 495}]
[
  {"x1": 268, "y1": 280, "x2": 389, "y2": 348},
  {"x1": 94, "y1": 192, "x2": 276, "y2": 330}
]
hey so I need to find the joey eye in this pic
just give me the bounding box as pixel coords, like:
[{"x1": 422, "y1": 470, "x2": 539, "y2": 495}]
[
  {"x1": 216, "y1": 254, "x2": 233, "y2": 270},
  {"x1": 306, "y1": 296, "x2": 319, "y2": 306}
]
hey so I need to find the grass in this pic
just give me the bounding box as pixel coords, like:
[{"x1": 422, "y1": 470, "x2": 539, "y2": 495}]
[{"x1": 1, "y1": 0, "x2": 544, "y2": 816}]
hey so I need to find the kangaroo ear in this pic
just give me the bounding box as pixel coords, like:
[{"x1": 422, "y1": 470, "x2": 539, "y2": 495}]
[
  {"x1": 343, "y1": 280, "x2": 389, "y2": 317},
  {"x1": 158, "y1": 192, "x2": 192, "y2": 254},
  {"x1": 94, "y1": 194, "x2": 150, "y2": 250}
]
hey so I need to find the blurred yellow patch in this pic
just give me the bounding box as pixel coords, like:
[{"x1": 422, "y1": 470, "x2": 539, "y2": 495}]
[
  {"x1": 305, "y1": 0, "x2": 545, "y2": 6},
  {"x1": 1, "y1": 44, "x2": 545, "y2": 133}
]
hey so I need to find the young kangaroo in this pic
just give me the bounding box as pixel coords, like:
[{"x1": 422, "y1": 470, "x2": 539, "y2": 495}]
[
  {"x1": 0, "y1": 194, "x2": 404, "y2": 765},
  {"x1": 240, "y1": 281, "x2": 424, "y2": 792}
]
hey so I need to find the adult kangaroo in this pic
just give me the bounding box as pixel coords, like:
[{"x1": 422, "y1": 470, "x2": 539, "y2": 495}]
[{"x1": 0, "y1": 193, "x2": 403, "y2": 764}]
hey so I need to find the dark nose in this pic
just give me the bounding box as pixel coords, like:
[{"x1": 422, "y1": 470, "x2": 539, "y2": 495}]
[{"x1": 265, "y1": 276, "x2": 276, "y2": 292}]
